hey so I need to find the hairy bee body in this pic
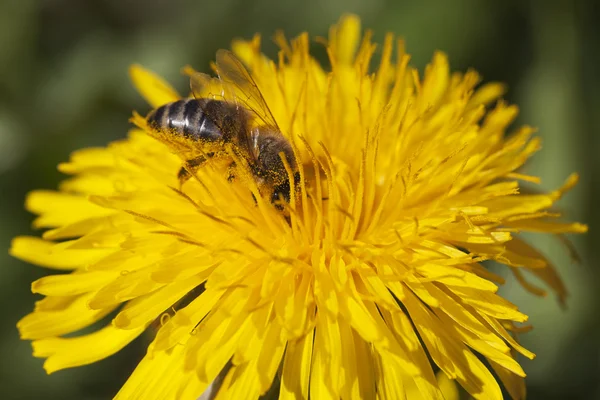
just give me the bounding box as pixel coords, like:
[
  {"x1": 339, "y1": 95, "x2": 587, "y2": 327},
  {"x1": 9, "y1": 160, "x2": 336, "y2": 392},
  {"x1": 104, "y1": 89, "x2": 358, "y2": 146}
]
[
  {"x1": 146, "y1": 98, "x2": 297, "y2": 205},
  {"x1": 140, "y1": 49, "x2": 299, "y2": 208},
  {"x1": 147, "y1": 98, "x2": 243, "y2": 144}
]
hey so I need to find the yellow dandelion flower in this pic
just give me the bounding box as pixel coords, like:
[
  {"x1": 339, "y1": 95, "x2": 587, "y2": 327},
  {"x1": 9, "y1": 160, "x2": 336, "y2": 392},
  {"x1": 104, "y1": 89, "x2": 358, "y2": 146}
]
[{"x1": 12, "y1": 14, "x2": 587, "y2": 400}]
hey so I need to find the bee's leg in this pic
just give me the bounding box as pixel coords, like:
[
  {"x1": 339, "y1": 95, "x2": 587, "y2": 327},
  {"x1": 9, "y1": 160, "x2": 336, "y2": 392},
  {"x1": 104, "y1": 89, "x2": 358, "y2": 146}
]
[{"x1": 178, "y1": 154, "x2": 211, "y2": 188}]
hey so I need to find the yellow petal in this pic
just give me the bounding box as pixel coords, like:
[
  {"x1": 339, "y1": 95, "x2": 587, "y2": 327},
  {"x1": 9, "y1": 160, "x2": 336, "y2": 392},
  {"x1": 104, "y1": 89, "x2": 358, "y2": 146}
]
[
  {"x1": 26, "y1": 190, "x2": 112, "y2": 228},
  {"x1": 351, "y1": 328, "x2": 377, "y2": 399},
  {"x1": 436, "y1": 370, "x2": 459, "y2": 400},
  {"x1": 153, "y1": 288, "x2": 225, "y2": 352},
  {"x1": 18, "y1": 292, "x2": 116, "y2": 340},
  {"x1": 113, "y1": 274, "x2": 205, "y2": 329},
  {"x1": 32, "y1": 271, "x2": 118, "y2": 296},
  {"x1": 489, "y1": 360, "x2": 526, "y2": 400},
  {"x1": 378, "y1": 308, "x2": 444, "y2": 399},
  {"x1": 467, "y1": 82, "x2": 507, "y2": 109},
  {"x1": 479, "y1": 314, "x2": 535, "y2": 360},
  {"x1": 280, "y1": 331, "x2": 313, "y2": 400},
  {"x1": 501, "y1": 238, "x2": 549, "y2": 268},
  {"x1": 310, "y1": 317, "x2": 337, "y2": 400},
  {"x1": 506, "y1": 219, "x2": 588, "y2": 234},
  {"x1": 129, "y1": 64, "x2": 180, "y2": 108},
  {"x1": 57, "y1": 146, "x2": 118, "y2": 174},
  {"x1": 329, "y1": 14, "x2": 361, "y2": 65},
  {"x1": 419, "y1": 52, "x2": 450, "y2": 113},
  {"x1": 449, "y1": 286, "x2": 528, "y2": 322},
  {"x1": 224, "y1": 317, "x2": 286, "y2": 398},
  {"x1": 33, "y1": 324, "x2": 144, "y2": 374},
  {"x1": 421, "y1": 282, "x2": 509, "y2": 348},
  {"x1": 117, "y1": 343, "x2": 210, "y2": 400},
  {"x1": 402, "y1": 288, "x2": 502, "y2": 399},
  {"x1": 374, "y1": 352, "x2": 404, "y2": 400},
  {"x1": 185, "y1": 310, "x2": 246, "y2": 384},
  {"x1": 415, "y1": 263, "x2": 499, "y2": 291},
  {"x1": 10, "y1": 237, "x2": 112, "y2": 270}
]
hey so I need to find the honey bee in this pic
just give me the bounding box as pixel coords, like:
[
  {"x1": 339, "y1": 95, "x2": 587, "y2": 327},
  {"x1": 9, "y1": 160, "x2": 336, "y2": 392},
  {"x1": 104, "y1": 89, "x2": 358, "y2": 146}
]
[{"x1": 144, "y1": 49, "x2": 298, "y2": 207}]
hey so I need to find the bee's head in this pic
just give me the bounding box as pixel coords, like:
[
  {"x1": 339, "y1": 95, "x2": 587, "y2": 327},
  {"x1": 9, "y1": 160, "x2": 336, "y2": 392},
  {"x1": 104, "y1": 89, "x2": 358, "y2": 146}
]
[
  {"x1": 270, "y1": 171, "x2": 301, "y2": 211},
  {"x1": 254, "y1": 131, "x2": 296, "y2": 185}
]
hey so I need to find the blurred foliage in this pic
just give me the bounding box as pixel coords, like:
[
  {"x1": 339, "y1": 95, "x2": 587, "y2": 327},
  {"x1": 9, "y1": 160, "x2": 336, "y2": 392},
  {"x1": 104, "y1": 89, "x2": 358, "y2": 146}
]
[{"x1": 1, "y1": 0, "x2": 598, "y2": 399}]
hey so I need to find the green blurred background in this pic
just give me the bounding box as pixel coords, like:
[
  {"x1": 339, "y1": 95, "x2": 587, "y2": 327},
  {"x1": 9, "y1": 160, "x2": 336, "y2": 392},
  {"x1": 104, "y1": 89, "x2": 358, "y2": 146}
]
[{"x1": 1, "y1": 0, "x2": 597, "y2": 399}]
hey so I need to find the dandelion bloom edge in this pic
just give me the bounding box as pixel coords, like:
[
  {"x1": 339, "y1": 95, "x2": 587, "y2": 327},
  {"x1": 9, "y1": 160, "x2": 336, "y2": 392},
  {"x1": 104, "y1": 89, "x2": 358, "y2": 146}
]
[{"x1": 12, "y1": 14, "x2": 587, "y2": 400}]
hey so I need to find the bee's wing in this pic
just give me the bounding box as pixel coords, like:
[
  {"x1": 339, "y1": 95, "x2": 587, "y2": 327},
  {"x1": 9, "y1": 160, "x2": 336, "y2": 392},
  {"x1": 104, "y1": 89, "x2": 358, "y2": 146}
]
[
  {"x1": 188, "y1": 70, "x2": 254, "y2": 154},
  {"x1": 188, "y1": 70, "x2": 236, "y2": 104},
  {"x1": 140, "y1": 73, "x2": 228, "y2": 163},
  {"x1": 213, "y1": 49, "x2": 280, "y2": 131}
]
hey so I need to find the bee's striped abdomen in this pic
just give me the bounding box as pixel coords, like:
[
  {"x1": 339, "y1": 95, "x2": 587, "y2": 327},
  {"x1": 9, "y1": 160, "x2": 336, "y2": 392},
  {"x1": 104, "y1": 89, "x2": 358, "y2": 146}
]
[{"x1": 146, "y1": 99, "x2": 223, "y2": 142}]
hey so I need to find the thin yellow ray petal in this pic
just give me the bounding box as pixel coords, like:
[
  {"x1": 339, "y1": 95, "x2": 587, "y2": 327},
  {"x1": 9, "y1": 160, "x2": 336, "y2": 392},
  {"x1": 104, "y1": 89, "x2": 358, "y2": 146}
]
[
  {"x1": 480, "y1": 315, "x2": 535, "y2": 360},
  {"x1": 87, "y1": 267, "x2": 165, "y2": 310},
  {"x1": 436, "y1": 370, "x2": 460, "y2": 400},
  {"x1": 352, "y1": 328, "x2": 377, "y2": 399},
  {"x1": 32, "y1": 270, "x2": 119, "y2": 296},
  {"x1": 419, "y1": 52, "x2": 450, "y2": 112},
  {"x1": 275, "y1": 271, "x2": 315, "y2": 339},
  {"x1": 378, "y1": 307, "x2": 443, "y2": 399},
  {"x1": 113, "y1": 274, "x2": 205, "y2": 329},
  {"x1": 216, "y1": 363, "x2": 261, "y2": 400},
  {"x1": 176, "y1": 370, "x2": 211, "y2": 400},
  {"x1": 313, "y1": 255, "x2": 339, "y2": 317},
  {"x1": 26, "y1": 190, "x2": 113, "y2": 228},
  {"x1": 190, "y1": 305, "x2": 253, "y2": 383},
  {"x1": 280, "y1": 331, "x2": 314, "y2": 400},
  {"x1": 329, "y1": 14, "x2": 361, "y2": 65},
  {"x1": 10, "y1": 237, "x2": 112, "y2": 270},
  {"x1": 433, "y1": 308, "x2": 525, "y2": 377},
  {"x1": 255, "y1": 318, "x2": 286, "y2": 393},
  {"x1": 153, "y1": 288, "x2": 225, "y2": 352},
  {"x1": 338, "y1": 318, "x2": 376, "y2": 399},
  {"x1": 217, "y1": 313, "x2": 287, "y2": 399},
  {"x1": 429, "y1": 284, "x2": 508, "y2": 344},
  {"x1": 401, "y1": 288, "x2": 502, "y2": 399},
  {"x1": 57, "y1": 147, "x2": 117, "y2": 173},
  {"x1": 338, "y1": 290, "x2": 384, "y2": 343},
  {"x1": 309, "y1": 318, "x2": 336, "y2": 400},
  {"x1": 489, "y1": 360, "x2": 526, "y2": 400},
  {"x1": 467, "y1": 82, "x2": 507, "y2": 109},
  {"x1": 33, "y1": 295, "x2": 76, "y2": 312},
  {"x1": 500, "y1": 239, "x2": 548, "y2": 268},
  {"x1": 116, "y1": 344, "x2": 180, "y2": 400},
  {"x1": 506, "y1": 219, "x2": 588, "y2": 234},
  {"x1": 18, "y1": 292, "x2": 116, "y2": 340},
  {"x1": 33, "y1": 324, "x2": 145, "y2": 374},
  {"x1": 129, "y1": 64, "x2": 180, "y2": 108},
  {"x1": 405, "y1": 367, "x2": 456, "y2": 400},
  {"x1": 374, "y1": 352, "x2": 405, "y2": 400},
  {"x1": 448, "y1": 286, "x2": 528, "y2": 322},
  {"x1": 414, "y1": 263, "x2": 498, "y2": 291},
  {"x1": 231, "y1": 308, "x2": 270, "y2": 366}
]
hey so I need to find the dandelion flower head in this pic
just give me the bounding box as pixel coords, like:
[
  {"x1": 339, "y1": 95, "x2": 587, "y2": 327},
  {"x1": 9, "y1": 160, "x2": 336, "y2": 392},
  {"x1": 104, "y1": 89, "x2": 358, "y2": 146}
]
[{"x1": 11, "y1": 14, "x2": 587, "y2": 400}]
